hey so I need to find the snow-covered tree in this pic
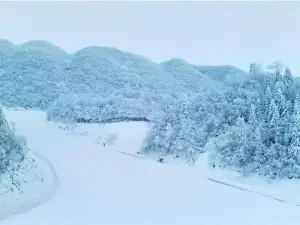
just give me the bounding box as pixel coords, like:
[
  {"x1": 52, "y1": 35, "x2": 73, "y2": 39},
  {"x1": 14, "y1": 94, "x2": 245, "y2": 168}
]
[
  {"x1": 0, "y1": 107, "x2": 26, "y2": 174},
  {"x1": 251, "y1": 127, "x2": 266, "y2": 174},
  {"x1": 230, "y1": 117, "x2": 248, "y2": 171},
  {"x1": 267, "y1": 60, "x2": 283, "y2": 76},
  {"x1": 283, "y1": 66, "x2": 293, "y2": 87},
  {"x1": 287, "y1": 95, "x2": 300, "y2": 173},
  {"x1": 264, "y1": 86, "x2": 272, "y2": 115},
  {"x1": 170, "y1": 94, "x2": 195, "y2": 156},
  {"x1": 249, "y1": 63, "x2": 258, "y2": 76},
  {"x1": 248, "y1": 103, "x2": 257, "y2": 125},
  {"x1": 274, "y1": 82, "x2": 286, "y2": 115},
  {"x1": 268, "y1": 99, "x2": 280, "y2": 141}
]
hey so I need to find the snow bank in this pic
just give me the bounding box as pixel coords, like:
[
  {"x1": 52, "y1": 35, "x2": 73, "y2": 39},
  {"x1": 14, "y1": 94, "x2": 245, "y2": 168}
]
[{"x1": 0, "y1": 150, "x2": 59, "y2": 221}]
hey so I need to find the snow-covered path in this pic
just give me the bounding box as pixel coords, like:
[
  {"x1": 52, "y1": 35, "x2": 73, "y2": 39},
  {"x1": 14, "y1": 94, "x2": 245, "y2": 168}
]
[{"x1": 2, "y1": 110, "x2": 300, "y2": 225}]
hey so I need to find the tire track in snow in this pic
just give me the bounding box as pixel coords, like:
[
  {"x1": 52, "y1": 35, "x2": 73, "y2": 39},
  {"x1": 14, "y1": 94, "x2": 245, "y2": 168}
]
[
  {"x1": 205, "y1": 177, "x2": 300, "y2": 207},
  {"x1": 114, "y1": 149, "x2": 300, "y2": 208},
  {"x1": 0, "y1": 150, "x2": 60, "y2": 222},
  {"x1": 116, "y1": 150, "x2": 147, "y2": 160}
]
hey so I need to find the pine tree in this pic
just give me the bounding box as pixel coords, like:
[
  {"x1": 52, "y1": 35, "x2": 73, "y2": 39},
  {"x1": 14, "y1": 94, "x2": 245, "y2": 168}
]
[
  {"x1": 286, "y1": 95, "x2": 300, "y2": 177},
  {"x1": 265, "y1": 97, "x2": 285, "y2": 178},
  {"x1": 275, "y1": 70, "x2": 281, "y2": 82},
  {"x1": 267, "y1": 99, "x2": 280, "y2": 145},
  {"x1": 283, "y1": 66, "x2": 293, "y2": 88},
  {"x1": 249, "y1": 103, "x2": 257, "y2": 125},
  {"x1": 249, "y1": 63, "x2": 254, "y2": 74},
  {"x1": 231, "y1": 117, "x2": 248, "y2": 172},
  {"x1": 163, "y1": 122, "x2": 175, "y2": 155},
  {"x1": 268, "y1": 99, "x2": 280, "y2": 129},
  {"x1": 274, "y1": 82, "x2": 286, "y2": 115},
  {"x1": 255, "y1": 98, "x2": 263, "y2": 120},
  {"x1": 283, "y1": 67, "x2": 295, "y2": 100},
  {"x1": 251, "y1": 126, "x2": 266, "y2": 174},
  {"x1": 264, "y1": 73, "x2": 272, "y2": 90},
  {"x1": 264, "y1": 86, "x2": 272, "y2": 118},
  {"x1": 171, "y1": 94, "x2": 193, "y2": 157},
  {"x1": 249, "y1": 63, "x2": 258, "y2": 78}
]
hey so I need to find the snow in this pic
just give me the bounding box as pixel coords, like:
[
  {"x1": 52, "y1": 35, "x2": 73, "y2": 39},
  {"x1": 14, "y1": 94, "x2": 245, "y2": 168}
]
[
  {"x1": 0, "y1": 150, "x2": 59, "y2": 221},
  {"x1": 1, "y1": 109, "x2": 300, "y2": 225}
]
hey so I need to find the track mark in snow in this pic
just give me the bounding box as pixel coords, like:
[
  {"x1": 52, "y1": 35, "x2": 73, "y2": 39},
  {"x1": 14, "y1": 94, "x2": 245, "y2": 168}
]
[
  {"x1": 116, "y1": 150, "x2": 146, "y2": 160},
  {"x1": 0, "y1": 150, "x2": 60, "y2": 222},
  {"x1": 206, "y1": 177, "x2": 300, "y2": 207}
]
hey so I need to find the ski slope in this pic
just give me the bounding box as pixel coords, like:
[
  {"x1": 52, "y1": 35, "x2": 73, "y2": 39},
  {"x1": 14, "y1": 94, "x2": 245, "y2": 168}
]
[{"x1": 1, "y1": 109, "x2": 300, "y2": 225}]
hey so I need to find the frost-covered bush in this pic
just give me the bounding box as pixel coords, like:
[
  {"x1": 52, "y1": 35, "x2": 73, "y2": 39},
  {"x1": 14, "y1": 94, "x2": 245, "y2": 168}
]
[
  {"x1": 0, "y1": 107, "x2": 27, "y2": 175},
  {"x1": 47, "y1": 93, "x2": 103, "y2": 123},
  {"x1": 47, "y1": 91, "x2": 154, "y2": 123}
]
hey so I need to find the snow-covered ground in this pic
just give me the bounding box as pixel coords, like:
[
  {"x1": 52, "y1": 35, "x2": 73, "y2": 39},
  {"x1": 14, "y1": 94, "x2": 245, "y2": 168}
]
[{"x1": 1, "y1": 109, "x2": 300, "y2": 225}]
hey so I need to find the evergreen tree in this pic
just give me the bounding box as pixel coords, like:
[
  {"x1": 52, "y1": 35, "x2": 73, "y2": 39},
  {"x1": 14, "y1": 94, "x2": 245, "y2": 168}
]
[
  {"x1": 250, "y1": 126, "x2": 266, "y2": 174},
  {"x1": 267, "y1": 99, "x2": 280, "y2": 145},
  {"x1": 264, "y1": 73, "x2": 272, "y2": 90},
  {"x1": 255, "y1": 98, "x2": 263, "y2": 120},
  {"x1": 275, "y1": 70, "x2": 281, "y2": 82},
  {"x1": 231, "y1": 117, "x2": 248, "y2": 172},
  {"x1": 283, "y1": 67, "x2": 294, "y2": 100},
  {"x1": 264, "y1": 86, "x2": 272, "y2": 118},
  {"x1": 274, "y1": 82, "x2": 286, "y2": 115},
  {"x1": 249, "y1": 63, "x2": 254, "y2": 74},
  {"x1": 249, "y1": 63, "x2": 258, "y2": 78},
  {"x1": 248, "y1": 103, "x2": 257, "y2": 125},
  {"x1": 171, "y1": 94, "x2": 193, "y2": 156},
  {"x1": 283, "y1": 66, "x2": 293, "y2": 88},
  {"x1": 287, "y1": 95, "x2": 300, "y2": 174},
  {"x1": 0, "y1": 107, "x2": 26, "y2": 174}
]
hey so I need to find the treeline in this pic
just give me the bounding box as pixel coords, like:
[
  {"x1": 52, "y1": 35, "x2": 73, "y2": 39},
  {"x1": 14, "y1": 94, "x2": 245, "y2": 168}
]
[{"x1": 142, "y1": 61, "x2": 300, "y2": 179}]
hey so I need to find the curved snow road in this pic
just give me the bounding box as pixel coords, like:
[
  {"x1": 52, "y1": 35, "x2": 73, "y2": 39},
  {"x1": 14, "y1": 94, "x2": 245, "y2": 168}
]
[{"x1": 0, "y1": 150, "x2": 60, "y2": 222}]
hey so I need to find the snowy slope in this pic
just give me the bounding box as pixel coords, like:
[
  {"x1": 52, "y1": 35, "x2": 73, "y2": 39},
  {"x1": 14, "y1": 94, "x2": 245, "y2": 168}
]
[{"x1": 1, "y1": 109, "x2": 300, "y2": 225}]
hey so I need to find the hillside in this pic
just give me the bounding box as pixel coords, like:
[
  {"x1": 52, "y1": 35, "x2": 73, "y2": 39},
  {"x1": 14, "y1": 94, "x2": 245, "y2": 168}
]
[
  {"x1": 160, "y1": 58, "x2": 224, "y2": 93},
  {"x1": 0, "y1": 40, "x2": 236, "y2": 118},
  {"x1": 197, "y1": 65, "x2": 249, "y2": 83},
  {"x1": 20, "y1": 40, "x2": 69, "y2": 61}
]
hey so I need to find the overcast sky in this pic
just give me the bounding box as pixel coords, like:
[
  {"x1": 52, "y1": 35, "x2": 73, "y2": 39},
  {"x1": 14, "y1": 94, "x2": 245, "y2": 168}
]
[{"x1": 1, "y1": 1, "x2": 300, "y2": 74}]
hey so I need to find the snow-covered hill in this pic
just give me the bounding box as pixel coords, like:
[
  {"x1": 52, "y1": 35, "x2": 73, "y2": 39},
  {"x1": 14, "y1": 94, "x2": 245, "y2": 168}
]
[
  {"x1": 197, "y1": 65, "x2": 249, "y2": 85},
  {"x1": 160, "y1": 58, "x2": 224, "y2": 93},
  {"x1": 20, "y1": 40, "x2": 69, "y2": 61},
  {"x1": 0, "y1": 39, "x2": 247, "y2": 122},
  {"x1": 2, "y1": 109, "x2": 300, "y2": 225}
]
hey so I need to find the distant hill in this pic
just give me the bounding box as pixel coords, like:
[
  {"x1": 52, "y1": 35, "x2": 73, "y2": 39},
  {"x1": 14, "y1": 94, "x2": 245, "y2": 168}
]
[
  {"x1": 160, "y1": 58, "x2": 225, "y2": 93},
  {"x1": 196, "y1": 65, "x2": 249, "y2": 85},
  {"x1": 20, "y1": 40, "x2": 69, "y2": 61},
  {"x1": 0, "y1": 39, "x2": 247, "y2": 121}
]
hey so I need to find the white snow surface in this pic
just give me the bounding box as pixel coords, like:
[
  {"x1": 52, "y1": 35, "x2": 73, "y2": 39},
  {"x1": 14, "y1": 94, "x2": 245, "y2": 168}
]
[{"x1": 1, "y1": 109, "x2": 300, "y2": 225}]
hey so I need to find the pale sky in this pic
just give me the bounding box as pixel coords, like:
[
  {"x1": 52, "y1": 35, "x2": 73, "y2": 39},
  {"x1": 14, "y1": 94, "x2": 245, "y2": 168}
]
[{"x1": 1, "y1": 1, "x2": 300, "y2": 75}]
